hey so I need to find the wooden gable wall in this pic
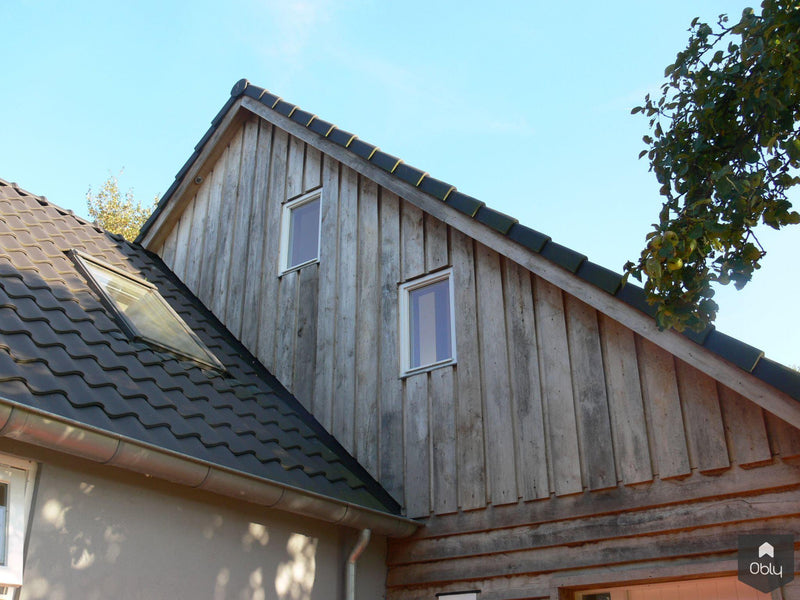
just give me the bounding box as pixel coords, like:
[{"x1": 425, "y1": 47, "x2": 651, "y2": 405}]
[{"x1": 151, "y1": 112, "x2": 800, "y2": 597}]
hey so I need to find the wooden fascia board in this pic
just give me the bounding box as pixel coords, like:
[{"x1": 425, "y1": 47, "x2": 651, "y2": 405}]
[
  {"x1": 240, "y1": 95, "x2": 800, "y2": 429},
  {"x1": 140, "y1": 99, "x2": 250, "y2": 250}
]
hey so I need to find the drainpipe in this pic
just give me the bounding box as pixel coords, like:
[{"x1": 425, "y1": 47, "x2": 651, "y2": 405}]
[{"x1": 345, "y1": 528, "x2": 371, "y2": 600}]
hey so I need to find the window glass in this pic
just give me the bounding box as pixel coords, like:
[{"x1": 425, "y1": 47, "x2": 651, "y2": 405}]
[
  {"x1": 409, "y1": 279, "x2": 452, "y2": 369},
  {"x1": 288, "y1": 197, "x2": 320, "y2": 268},
  {"x1": 74, "y1": 254, "x2": 222, "y2": 369}
]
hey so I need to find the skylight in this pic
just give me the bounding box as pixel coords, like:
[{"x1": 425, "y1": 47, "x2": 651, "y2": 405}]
[{"x1": 71, "y1": 251, "x2": 223, "y2": 370}]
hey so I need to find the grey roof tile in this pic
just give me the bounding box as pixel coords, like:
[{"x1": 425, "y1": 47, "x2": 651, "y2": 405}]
[{"x1": 0, "y1": 182, "x2": 399, "y2": 515}]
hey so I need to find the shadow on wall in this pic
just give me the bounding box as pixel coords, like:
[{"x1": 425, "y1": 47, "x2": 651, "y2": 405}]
[{"x1": 22, "y1": 471, "x2": 322, "y2": 600}]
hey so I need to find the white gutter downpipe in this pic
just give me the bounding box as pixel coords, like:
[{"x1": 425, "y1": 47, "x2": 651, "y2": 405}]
[{"x1": 345, "y1": 528, "x2": 371, "y2": 600}]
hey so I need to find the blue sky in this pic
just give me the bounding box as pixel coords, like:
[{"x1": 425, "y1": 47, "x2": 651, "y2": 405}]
[{"x1": 2, "y1": 1, "x2": 798, "y2": 366}]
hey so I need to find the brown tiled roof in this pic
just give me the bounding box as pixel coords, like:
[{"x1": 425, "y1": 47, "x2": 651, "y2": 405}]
[
  {"x1": 139, "y1": 79, "x2": 800, "y2": 402},
  {"x1": 0, "y1": 178, "x2": 399, "y2": 514}
]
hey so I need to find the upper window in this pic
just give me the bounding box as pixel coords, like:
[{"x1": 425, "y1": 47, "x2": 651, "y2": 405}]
[
  {"x1": 0, "y1": 454, "x2": 36, "y2": 596},
  {"x1": 280, "y1": 190, "x2": 321, "y2": 273},
  {"x1": 71, "y1": 251, "x2": 223, "y2": 370},
  {"x1": 399, "y1": 269, "x2": 456, "y2": 375}
]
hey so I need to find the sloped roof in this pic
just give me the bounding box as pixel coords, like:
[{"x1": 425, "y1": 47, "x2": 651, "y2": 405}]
[
  {"x1": 0, "y1": 178, "x2": 399, "y2": 515},
  {"x1": 138, "y1": 78, "x2": 800, "y2": 403}
]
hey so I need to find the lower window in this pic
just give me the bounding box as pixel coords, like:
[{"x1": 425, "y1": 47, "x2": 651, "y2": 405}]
[
  {"x1": 0, "y1": 454, "x2": 36, "y2": 597},
  {"x1": 577, "y1": 576, "x2": 770, "y2": 600}
]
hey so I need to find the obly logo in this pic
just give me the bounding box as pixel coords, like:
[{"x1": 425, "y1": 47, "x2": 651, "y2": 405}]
[{"x1": 738, "y1": 534, "x2": 794, "y2": 593}]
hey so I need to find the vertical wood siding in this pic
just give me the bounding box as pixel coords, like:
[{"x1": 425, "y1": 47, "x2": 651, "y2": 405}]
[{"x1": 155, "y1": 118, "x2": 797, "y2": 532}]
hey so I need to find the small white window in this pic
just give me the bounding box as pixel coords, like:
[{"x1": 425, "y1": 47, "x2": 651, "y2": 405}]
[
  {"x1": 399, "y1": 269, "x2": 456, "y2": 375},
  {"x1": 280, "y1": 190, "x2": 321, "y2": 273},
  {"x1": 0, "y1": 454, "x2": 36, "y2": 596},
  {"x1": 436, "y1": 592, "x2": 479, "y2": 600}
]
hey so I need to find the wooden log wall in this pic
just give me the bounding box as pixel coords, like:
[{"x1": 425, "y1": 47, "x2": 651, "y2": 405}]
[{"x1": 152, "y1": 115, "x2": 800, "y2": 540}]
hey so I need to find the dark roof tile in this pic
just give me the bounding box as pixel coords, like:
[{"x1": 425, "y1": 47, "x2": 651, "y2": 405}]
[
  {"x1": 393, "y1": 163, "x2": 427, "y2": 187},
  {"x1": 307, "y1": 117, "x2": 335, "y2": 137},
  {"x1": 615, "y1": 282, "x2": 657, "y2": 317},
  {"x1": 273, "y1": 99, "x2": 296, "y2": 117},
  {"x1": 0, "y1": 183, "x2": 400, "y2": 515},
  {"x1": 474, "y1": 206, "x2": 518, "y2": 235},
  {"x1": 576, "y1": 261, "x2": 623, "y2": 295},
  {"x1": 751, "y1": 358, "x2": 800, "y2": 399},
  {"x1": 370, "y1": 150, "x2": 402, "y2": 173},
  {"x1": 290, "y1": 108, "x2": 315, "y2": 127},
  {"x1": 703, "y1": 330, "x2": 764, "y2": 373},
  {"x1": 348, "y1": 138, "x2": 378, "y2": 160},
  {"x1": 507, "y1": 223, "x2": 550, "y2": 253},
  {"x1": 418, "y1": 175, "x2": 455, "y2": 201},
  {"x1": 539, "y1": 240, "x2": 586, "y2": 273},
  {"x1": 327, "y1": 127, "x2": 356, "y2": 148},
  {"x1": 445, "y1": 191, "x2": 484, "y2": 217}
]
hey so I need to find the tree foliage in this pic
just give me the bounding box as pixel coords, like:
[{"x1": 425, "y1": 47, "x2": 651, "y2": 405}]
[
  {"x1": 626, "y1": 0, "x2": 800, "y2": 332},
  {"x1": 86, "y1": 173, "x2": 157, "y2": 242}
]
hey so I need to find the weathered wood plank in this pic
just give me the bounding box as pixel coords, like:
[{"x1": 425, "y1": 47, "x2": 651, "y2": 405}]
[
  {"x1": 598, "y1": 314, "x2": 652, "y2": 485},
  {"x1": 313, "y1": 154, "x2": 340, "y2": 431},
  {"x1": 475, "y1": 244, "x2": 517, "y2": 505},
  {"x1": 355, "y1": 177, "x2": 380, "y2": 476},
  {"x1": 183, "y1": 183, "x2": 210, "y2": 294},
  {"x1": 401, "y1": 201, "x2": 424, "y2": 280},
  {"x1": 718, "y1": 384, "x2": 772, "y2": 467},
  {"x1": 635, "y1": 336, "x2": 691, "y2": 479},
  {"x1": 332, "y1": 166, "x2": 358, "y2": 453},
  {"x1": 404, "y1": 372, "x2": 430, "y2": 518},
  {"x1": 534, "y1": 276, "x2": 582, "y2": 496},
  {"x1": 565, "y1": 295, "x2": 616, "y2": 490},
  {"x1": 240, "y1": 120, "x2": 273, "y2": 353},
  {"x1": 378, "y1": 190, "x2": 404, "y2": 504},
  {"x1": 387, "y1": 516, "x2": 800, "y2": 586},
  {"x1": 170, "y1": 196, "x2": 193, "y2": 280},
  {"x1": 430, "y1": 366, "x2": 457, "y2": 514},
  {"x1": 272, "y1": 132, "x2": 307, "y2": 388},
  {"x1": 292, "y1": 263, "x2": 318, "y2": 410},
  {"x1": 212, "y1": 126, "x2": 244, "y2": 318},
  {"x1": 303, "y1": 144, "x2": 322, "y2": 192},
  {"x1": 451, "y1": 229, "x2": 486, "y2": 510},
  {"x1": 286, "y1": 135, "x2": 305, "y2": 199},
  {"x1": 274, "y1": 269, "x2": 299, "y2": 388},
  {"x1": 196, "y1": 151, "x2": 226, "y2": 308},
  {"x1": 765, "y1": 412, "x2": 800, "y2": 459},
  {"x1": 255, "y1": 127, "x2": 288, "y2": 370},
  {"x1": 388, "y1": 488, "x2": 800, "y2": 565},
  {"x1": 503, "y1": 259, "x2": 548, "y2": 500},
  {"x1": 225, "y1": 117, "x2": 259, "y2": 339},
  {"x1": 412, "y1": 460, "x2": 800, "y2": 538},
  {"x1": 160, "y1": 219, "x2": 177, "y2": 266},
  {"x1": 424, "y1": 212, "x2": 448, "y2": 271},
  {"x1": 675, "y1": 359, "x2": 730, "y2": 473}
]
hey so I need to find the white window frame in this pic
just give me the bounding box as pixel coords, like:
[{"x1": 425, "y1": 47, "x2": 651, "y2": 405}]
[
  {"x1": 436, "y1": 592, "x2": 479, "y2": 600},
  {"x1": 279, "y1": 189, "x2": 322, "y2": 274},
  {"x1": 399, "y1": 269, "x2": 457, "y2": 376},
  {"x1": 0, "y1": 454, "x2": 36, "y2": 593}
]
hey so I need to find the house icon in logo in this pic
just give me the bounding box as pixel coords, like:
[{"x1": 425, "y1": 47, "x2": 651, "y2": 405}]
[{"x1": 759, "y1": 542, "x2": 775, "y2": 558}]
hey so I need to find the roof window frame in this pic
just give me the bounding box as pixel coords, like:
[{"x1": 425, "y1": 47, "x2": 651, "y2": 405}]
[{"x1": 70, "y1": 250, "x2": 225, "y2": 371}]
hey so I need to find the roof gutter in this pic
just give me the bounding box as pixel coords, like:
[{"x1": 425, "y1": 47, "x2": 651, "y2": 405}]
[{"x1": 0, "y1": 399, "x2": 419, "y2": 538}]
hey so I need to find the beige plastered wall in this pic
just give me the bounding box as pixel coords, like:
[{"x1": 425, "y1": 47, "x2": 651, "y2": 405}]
[{"x1": 0, "y1": 440, "x2": 387, "y2": 600}]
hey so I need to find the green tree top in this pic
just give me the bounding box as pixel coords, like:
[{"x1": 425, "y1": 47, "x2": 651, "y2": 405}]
[
  {"x1": 626, "y1": 0, "x2": 800, "y2": 333},
  {"x1": 86, "y1": 173, "x2": 157, "y2": 242}
]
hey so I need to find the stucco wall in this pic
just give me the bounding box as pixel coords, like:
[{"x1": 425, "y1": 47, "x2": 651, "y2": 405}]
[{"x1": 0, "y1": 443, "x2": 386, "y2": 600}]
